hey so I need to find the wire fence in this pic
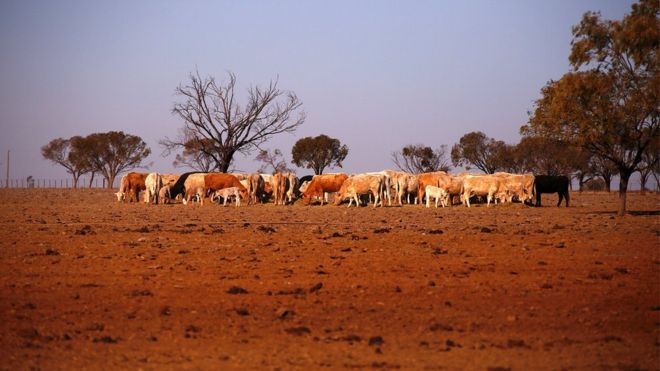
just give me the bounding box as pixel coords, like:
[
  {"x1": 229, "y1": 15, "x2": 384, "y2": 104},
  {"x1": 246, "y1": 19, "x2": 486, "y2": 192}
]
[{"x1": 1, "y1": 178, "x2": 112, "y2": 189}]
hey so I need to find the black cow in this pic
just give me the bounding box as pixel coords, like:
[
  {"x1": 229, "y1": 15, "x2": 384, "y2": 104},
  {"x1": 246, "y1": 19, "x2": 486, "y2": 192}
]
[{"x1": 533, "y1": 175, "x2": 570, "y2": 207}]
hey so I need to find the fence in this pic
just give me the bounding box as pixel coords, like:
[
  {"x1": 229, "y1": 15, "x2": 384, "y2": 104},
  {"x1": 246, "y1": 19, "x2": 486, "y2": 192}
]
[{"x1": 1, "y1": 178, "x2": 112, "y2": 189}]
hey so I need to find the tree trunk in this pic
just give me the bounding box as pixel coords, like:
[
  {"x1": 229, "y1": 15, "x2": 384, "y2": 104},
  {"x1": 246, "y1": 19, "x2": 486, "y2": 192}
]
[
  {"x1": 107, "y1": 174, "x2": 115, "y2": 189},
  {"x1": 618, "y1": 170, "x2": 631, "y2": 216},
  {"x1": 639, "y1": 170, "x2": 649, "y2": 195},
  {"x1": 88, "y1": 172, "x2": 95, "y2": 188},
  {"x1": 603, "y1": 174, "x2": 611, "y2": 192},
  {"x1": 578, "y1": 175, "x2": 585, "y2": 192},
  {"x1": 73, "y1": 174, "x2": 79, "y2": 189}
]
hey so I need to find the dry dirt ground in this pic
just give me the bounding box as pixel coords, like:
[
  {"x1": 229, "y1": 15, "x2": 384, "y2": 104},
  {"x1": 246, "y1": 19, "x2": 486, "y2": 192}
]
[{"x1": 0, "y1": 189, "x2": 658, "y2": 370}]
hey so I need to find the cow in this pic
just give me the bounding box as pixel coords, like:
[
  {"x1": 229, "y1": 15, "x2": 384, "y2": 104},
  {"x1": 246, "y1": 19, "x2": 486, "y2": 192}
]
[
  {"x1": 334, "y1": 174, "x2": 384, "y2": 207},
  {"x1": 417, "y1": 172, "x2": 448, "y2": 205},
  {"x1": 183, "y1": 185, "x2": 206, "y2": 205},
  {"x1": 144, "y1": 172, "x2": 163, "y2": 204},
  {"x1": 212, "y1": 187, "x2": 243, "y2": 207},
  {"x1": 204, "y1": 173, "x2": 248, "y2": 205},
  {"x1": 159, "y1": 184, "x2": 173, "y2": 204},
  {"x1": 493, "y1": 173, "x2": 535, "y2": 204},
  {"x1": 437, "y1": 174, "x2": 464, "y2": 206},
  {"x1": 301, "y1": 173, "x2": 348, "y2": 206},
  {"x1": 425, "y1": 185, "x2": 448, "y2": 208},
  {"x1": 534, "y1": 175, "x2": 570, "y2": 207},
  {"x1": 246, "y1": 173, "x2": 266, "y2": 204},
  {"x1": 115, "y1": 172, "x2": 148, "y2": 203},
  {"x1": 364, "y1": 171, "x2": 393, "y2": 206},
  {"x1": 168, "y1": 172, "x2": 206, "y2": 202},
  {"x1": 285, "y1": 173, "x2": 299, "y2": 203},
  {"x1": 181, "y1": 173, "x2": 208, "y2": 204},
  {"x1": 271, "y1": 173, "x2": 288, "y2": 205},
  {"x1": 395, "y1": 173, "x2": 418, "y2": 205},
  {"x1": 461, "y1": 175, "x2": 502, "y2": 207}
]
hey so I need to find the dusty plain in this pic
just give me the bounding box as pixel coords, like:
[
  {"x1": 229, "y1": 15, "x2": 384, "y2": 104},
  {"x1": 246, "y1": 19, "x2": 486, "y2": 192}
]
[{"x1": 0, "y1": 189, "x2": 658, "y2": 370}]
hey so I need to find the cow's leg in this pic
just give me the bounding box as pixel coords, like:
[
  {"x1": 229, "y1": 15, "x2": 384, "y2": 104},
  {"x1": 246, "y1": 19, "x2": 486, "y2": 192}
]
[
  {"x1": 536, "y1": 193, "x2": 542, "y2": 207},
  {"x1": 564, "y1": 191, "x2": 570, "y2": 207},
  {"x1": 557, "y1": 192, "x2": 564, "y2": 207}
]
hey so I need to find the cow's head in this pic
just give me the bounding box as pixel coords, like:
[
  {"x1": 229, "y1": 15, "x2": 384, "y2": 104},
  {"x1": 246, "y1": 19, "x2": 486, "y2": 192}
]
[{"x1": 115, "y1": 191, "x2": 125, "y2": 202}]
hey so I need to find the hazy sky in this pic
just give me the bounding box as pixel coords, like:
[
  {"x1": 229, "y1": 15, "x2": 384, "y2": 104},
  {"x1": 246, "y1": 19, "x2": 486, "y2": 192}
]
[{"x1": 0, "y1": 0, "x2": 636, "y2": 183}]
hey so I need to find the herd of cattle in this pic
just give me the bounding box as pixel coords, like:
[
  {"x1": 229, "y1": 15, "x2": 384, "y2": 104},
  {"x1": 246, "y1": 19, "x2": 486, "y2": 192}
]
[{"x1": 115, "y1": 170, "x2": 571, "y2": 208}]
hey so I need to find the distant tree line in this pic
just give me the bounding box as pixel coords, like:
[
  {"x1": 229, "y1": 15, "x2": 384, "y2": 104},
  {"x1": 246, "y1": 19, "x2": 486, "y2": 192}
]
[{"x1": 42, "y1": 131, "x2": 150, "y2": 188}]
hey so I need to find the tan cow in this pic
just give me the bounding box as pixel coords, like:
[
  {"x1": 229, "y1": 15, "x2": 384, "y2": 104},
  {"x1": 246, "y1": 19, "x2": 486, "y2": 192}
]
[
  {"x1": 334, "y1": 174, "x2": 385, "y2": 208},
  {"x1": 182, "y1": 173, "x2": 208, "y2": 205},
  {"x1": 461, "y1": 175, "x2": 502, "y2": 207},
  {"x1": 271, "y1": 173, "x2": 288, "y2": 205},
  {"x1": 301, "y1": 173, "x2": 348, "y2": 206}
]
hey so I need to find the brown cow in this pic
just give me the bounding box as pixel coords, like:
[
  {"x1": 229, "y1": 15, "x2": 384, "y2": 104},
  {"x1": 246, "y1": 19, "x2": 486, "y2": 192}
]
[
  {"x1": 115, "y1": 172, "x2": 148, "y2": 203},
  {"x1": 301, "y1": 173, "x2": 348, "y2": 206},
  {"x1": 417, "y1": 171, "x2": 447, "y2": 205},
  {"x1": 203, "y1": 173, "x2": 248, "y2": 205}
]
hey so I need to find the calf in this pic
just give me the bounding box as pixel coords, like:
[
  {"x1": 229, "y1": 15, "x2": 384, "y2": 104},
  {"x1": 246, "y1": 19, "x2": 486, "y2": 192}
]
[
  {"x1": 534, "y1": 175, "x2": 570, "y2": 207},
  {"x1": 212, "y1": 187, "x2": 242, "y2": 207},
  {"x1": 425, "y1": 185, "x2": 448, "y2": 208}
]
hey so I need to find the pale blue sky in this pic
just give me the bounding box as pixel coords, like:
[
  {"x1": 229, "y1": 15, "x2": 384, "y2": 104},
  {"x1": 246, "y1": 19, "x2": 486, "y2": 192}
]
[{"x1": 0, "y1": 0, "x2": 637, "y2": 184}]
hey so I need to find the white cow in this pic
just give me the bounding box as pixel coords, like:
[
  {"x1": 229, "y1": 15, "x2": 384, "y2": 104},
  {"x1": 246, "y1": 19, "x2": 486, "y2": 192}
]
[{"x1": 144, "y1": 172, "x2": 163, "y2": 204}]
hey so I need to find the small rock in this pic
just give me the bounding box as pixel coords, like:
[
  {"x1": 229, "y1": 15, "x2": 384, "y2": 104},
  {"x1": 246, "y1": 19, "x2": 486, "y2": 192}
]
[
  {"x1": 309, "y1": 282, "x2": 323, "y2": 293},
  {"x1": 285, "y1": 326, "x2": 311, "y2": 336},
  {"x1": 368, "y1": 336, "x2": 384, "y2": 346},
  {"x1": 227, "y1": 286, "x2": 248, "y2": 295}
]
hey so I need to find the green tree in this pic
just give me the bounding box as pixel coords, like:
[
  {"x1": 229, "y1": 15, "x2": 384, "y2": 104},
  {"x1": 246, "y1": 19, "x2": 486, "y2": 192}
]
[
  {"x1": 391, "y1": 144, "x2": 451, "y2": 173},
  {"x1": 451, "y1": 131, "x2": 505, "y2": 174},
  {"x1": 84, "y1": 131, "x2": 151, "y2": 188},
  {"x1": 291, "y1": 134, "x2": 348, "y2": 175},
  {"x1": 523, "y1": 0, "x2": 659, "y2": 215}
]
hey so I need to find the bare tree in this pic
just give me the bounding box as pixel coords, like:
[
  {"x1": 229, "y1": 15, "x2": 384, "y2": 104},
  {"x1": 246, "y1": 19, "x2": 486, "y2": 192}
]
[
  {"x1": 172, "y1": 133, "x2": 218, "y2": 172},
  {"x1": 392, "y1": 144, "x2": 451, "y2": 173},
  {"x1": 255, "y1": 148, "x2": 292, "y2": 174},
  {"x1": 161, "y1": 71, "x2": 305, "y2": 172}
]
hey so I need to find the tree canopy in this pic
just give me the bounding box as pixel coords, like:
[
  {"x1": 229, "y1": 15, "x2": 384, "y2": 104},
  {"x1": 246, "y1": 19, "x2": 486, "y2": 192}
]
[
  {"x1": 291, "y1": 134, "x2": 348, "y2": 175},
  {"x1": 523, "y1": 0, "x2": 659, "y2": 215},
  {"x1": 84, "y1": 131, "x2": 151, "y2": 188},
  {"x1": 451, "y1": 131, "x2": 506, "y2": 174}
]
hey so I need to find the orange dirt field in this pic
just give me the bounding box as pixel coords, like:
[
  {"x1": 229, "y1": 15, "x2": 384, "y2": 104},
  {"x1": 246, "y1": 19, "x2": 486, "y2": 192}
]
[{"x1": 0, "y1": 189, "x2": 658, "y2": 370}]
